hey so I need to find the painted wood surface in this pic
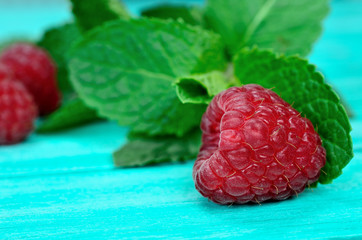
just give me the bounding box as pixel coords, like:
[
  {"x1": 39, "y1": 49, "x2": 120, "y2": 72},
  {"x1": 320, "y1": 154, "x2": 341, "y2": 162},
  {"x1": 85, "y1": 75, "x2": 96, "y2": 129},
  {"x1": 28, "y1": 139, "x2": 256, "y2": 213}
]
[{"x1": 1, "y1": 0, "x2": 362, "y2": 239}]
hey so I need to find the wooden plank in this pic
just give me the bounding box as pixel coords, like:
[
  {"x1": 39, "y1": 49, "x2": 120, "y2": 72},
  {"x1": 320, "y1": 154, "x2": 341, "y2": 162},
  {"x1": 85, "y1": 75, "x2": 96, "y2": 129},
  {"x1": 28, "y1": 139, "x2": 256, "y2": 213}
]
[
  {"x1": 1, "y1": 153, "x2": 361, "y2": 239},
  {"x1": 0, "y1": 122, "x2": 127, "y2": 178}
]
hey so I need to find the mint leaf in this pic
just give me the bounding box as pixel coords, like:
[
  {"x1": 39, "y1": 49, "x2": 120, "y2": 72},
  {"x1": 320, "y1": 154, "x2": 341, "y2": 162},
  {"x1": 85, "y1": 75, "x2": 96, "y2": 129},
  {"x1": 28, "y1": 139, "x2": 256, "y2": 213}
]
[
  {"x1": 36, "y1": 98, "x2": 99, "y2": 133},
  {"x1": 70, "y1": 0, "x2": 130, "y2": 31},
  {"x1": 38, "y1": 23, "x2": 81, "y2": 94},
  {"x1": 141, "y1": 5, "x2": 204, "y2": 26},
  {"x1": 68, "y1": 18, "x2": 226, "y2": 137},
  {"x1": 113, "y1": 129, "x2": 201, "y2": 167},
  {"x1": 205, "y1": 0, "x2": 329, "y2": 56},
  {"x1": 234, "y1": 48, "x2": 353, "y2": 184},
  {"x1": 176, "y1": 71, "x2": 230, "y2": 104}
]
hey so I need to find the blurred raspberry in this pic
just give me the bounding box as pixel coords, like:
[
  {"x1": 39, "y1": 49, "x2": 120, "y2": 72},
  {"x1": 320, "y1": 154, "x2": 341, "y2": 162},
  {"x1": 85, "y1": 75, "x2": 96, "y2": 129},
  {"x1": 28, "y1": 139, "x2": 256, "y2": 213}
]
[{"x1": 0, "y1": 43, "x2": 61, "y2": 115}]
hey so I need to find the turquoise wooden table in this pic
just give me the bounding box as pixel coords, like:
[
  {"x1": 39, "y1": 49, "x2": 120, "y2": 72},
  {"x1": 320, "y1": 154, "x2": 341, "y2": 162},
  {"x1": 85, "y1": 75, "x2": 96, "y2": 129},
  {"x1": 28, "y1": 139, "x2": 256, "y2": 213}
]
[{"x1": 1, "y1": 0, "x2": 362, "y2": 239}]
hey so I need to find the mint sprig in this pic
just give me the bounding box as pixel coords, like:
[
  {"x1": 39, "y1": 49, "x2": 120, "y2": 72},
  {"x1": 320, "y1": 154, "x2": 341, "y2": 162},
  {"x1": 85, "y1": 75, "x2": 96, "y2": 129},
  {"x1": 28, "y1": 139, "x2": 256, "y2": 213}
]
[
  {"x1": 31, "y1": 0, "x2": 352, "y2": 180},
  {"x1": 233, "y1": 48, "x2": 353, "y2": 184},
  {"x1": 68, "y1": 18, "x2": 226, "y2": 137}
]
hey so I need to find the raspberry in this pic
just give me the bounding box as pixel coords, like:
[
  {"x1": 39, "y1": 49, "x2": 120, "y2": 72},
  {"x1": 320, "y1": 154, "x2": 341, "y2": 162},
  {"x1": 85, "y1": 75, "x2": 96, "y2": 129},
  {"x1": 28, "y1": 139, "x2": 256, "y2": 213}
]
[
  {"x1": 0, "y1": 43, "x2": 61, "y2": 115},
  {"x1": 193, "y1": 85, "x2": 326, "y2": 204},
  {"x1": 0, "y1": 80, "x2": 38, "y2": 145}
]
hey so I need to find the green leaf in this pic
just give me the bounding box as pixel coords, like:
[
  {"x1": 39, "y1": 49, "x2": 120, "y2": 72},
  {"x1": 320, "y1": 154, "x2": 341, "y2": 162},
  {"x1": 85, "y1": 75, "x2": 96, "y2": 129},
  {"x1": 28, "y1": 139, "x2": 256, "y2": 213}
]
[
  {"x1": 175, "y1": 71, "x2": 230, "y2": 104},
  {"x1": 38, "y1": 23, "x2": 82, "y2": 94},
  {"x1": 141, "y1": 4, "x2": 204, "y2": 26},
  {"x1": 36, "y1": 98, "x2": 99, "y2": 133},
  {"x1": 204, "y1": 0, "x2": 329, "y2": 56},
  {"x1": 234, "y1": 48, "x2": 353, "y2": 184},
  {"x1": 68, "y1": 18, "x2": 226, "y2": 137},
  {"x1": 113, "y1": 129, "x2": 201, "y2": 167},
  {"x1": 70, "y1": 0, "x2": 131, "y2": 31}
]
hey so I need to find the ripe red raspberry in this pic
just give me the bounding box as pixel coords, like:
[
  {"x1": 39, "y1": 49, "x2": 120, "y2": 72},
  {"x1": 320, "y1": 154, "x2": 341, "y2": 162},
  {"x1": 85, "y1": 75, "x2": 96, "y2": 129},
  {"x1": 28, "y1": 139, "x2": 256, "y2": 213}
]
[
  {"x1": 0, "y1": 43, "x2": 61, "y2": 115},
  {"x1": 193, "y1": 85, "x2": 326, "y2": 204},
  {"x1": 0, "y1": 80, "x2": 38, "y2": 145}
]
